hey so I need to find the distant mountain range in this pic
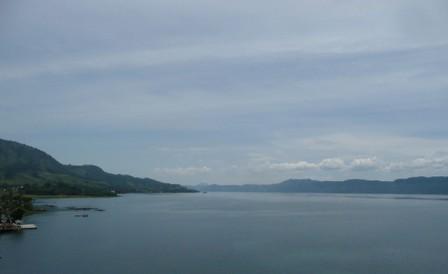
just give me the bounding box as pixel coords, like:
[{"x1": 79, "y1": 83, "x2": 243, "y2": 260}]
[
  {"x1": 194, "y1": 177, "x2": 448, "y2": 195},
  {"x1": 3, "y1": 138, "x2": 447, "y2": 196},
  {"x1": 0, "y1": 138, "x2": 196, "y2": 196}
]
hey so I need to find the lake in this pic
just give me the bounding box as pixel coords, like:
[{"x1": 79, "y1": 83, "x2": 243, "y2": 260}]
[{"x1": 1, "y1": 193, "x2": 448, "y2": 274}]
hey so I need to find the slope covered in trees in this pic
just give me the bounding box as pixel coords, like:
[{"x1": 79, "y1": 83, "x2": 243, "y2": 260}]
[{"x1": 0, "y1": 139, "x2": 196, "y2": 196}]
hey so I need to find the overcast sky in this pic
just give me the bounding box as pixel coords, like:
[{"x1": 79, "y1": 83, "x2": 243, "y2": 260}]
[{"x1": 1, "y1": 0, "x2": 448, "y2": 185}]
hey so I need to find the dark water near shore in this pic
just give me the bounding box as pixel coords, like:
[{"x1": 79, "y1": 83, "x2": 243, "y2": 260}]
[{"x1": 2, "y1": 193, "x2": 448, "y2": 274}]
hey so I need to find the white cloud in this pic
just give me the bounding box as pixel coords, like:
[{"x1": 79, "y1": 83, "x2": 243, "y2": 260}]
[
  {"x1": 350, "y1": 157, "x2": 379, "y2": 171},
  {"x1": 386, "y1": 157, "x2": 448, "y2": 171},
  {"x1": 267, "y1": 155, "x2": 448, "y2": 174},
  {"x1": 269, "y1": 161, "x2": 318, "y2": 171},
  {"x1": 269, "y1": 158, "x2": 346, "y2": 171},
  {"x1": 319, "y1": 158, "x2": 346, "y2": 170},
  {"x1": 278, "y1": 134, "x2": 448, "y2": 161}
]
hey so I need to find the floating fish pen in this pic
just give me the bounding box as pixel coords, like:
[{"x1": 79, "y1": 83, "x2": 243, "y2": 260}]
[
  {"x1": 0, "y1": 223, "x2": 37, "y2": 232},
  {"x1": 20, "y1": 224, "x2": 37, "y2": 229}
]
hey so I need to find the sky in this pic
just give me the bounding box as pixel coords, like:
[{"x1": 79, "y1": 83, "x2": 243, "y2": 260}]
[{"x1": 1, "y1": 0, "x2": 448, "y2": 185}]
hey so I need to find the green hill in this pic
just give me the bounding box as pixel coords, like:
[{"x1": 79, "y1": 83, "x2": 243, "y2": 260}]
[{"x1": 0, "y1": 138, "x2": 196, "y2": 196}]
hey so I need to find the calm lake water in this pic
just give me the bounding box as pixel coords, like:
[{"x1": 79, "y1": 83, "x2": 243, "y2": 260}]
[{"x1": 1, "y1": 193, "x2": 448, "y2": 274}]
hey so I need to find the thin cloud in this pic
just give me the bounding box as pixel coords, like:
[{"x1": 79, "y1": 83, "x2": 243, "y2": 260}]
[
  {"x1": 154, "y1": 166, "x2": 211, "y2": 176},
  {"x1": 3, "y1": 42, "x2": 442, "y2": 81}
]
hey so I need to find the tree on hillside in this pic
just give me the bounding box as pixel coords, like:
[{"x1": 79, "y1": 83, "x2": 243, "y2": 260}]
[{"x1": 0, "y1": 187, "x2": 33, "y2": 224}]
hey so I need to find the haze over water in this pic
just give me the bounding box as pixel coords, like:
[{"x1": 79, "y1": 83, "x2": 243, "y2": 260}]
[{"x1": 2, "y1": 193, "x2": 448, "y2": 274}]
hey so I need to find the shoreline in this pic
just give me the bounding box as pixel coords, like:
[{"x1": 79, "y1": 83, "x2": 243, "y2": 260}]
[{"x1": 26, "y1": 194, "x2": 117, "y2": 199}]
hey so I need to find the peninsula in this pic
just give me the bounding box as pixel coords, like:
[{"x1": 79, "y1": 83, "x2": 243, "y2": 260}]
[{"x1": 0, "y1": 138, "x2": 196, "y2": 196}]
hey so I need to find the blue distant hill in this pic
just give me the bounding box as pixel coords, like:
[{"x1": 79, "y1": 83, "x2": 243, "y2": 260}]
[{"x1": 195, "y1": 177, "x2": 448, "y2": 195}]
